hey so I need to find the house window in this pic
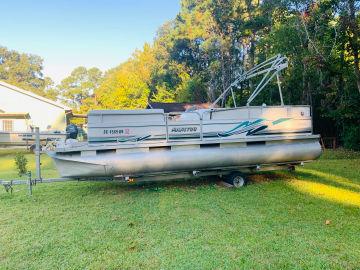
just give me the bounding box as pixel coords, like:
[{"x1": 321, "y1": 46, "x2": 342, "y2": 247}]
[{"x1": 3, "y1": 120, "x2": 13, "y2": 132}]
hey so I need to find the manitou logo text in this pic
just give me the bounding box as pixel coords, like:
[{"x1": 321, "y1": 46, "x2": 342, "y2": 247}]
[{"x1": 171, "y1": 127, "x2": 198, "y2": 133}]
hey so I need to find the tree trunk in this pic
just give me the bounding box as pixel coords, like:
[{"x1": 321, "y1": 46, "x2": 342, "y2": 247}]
[
  {"x1": 220, "y1": 51, "x2": 227, "y2": 107},
  {"x1": 347, "y1": 0, "x2": 360, "y2": 94},
  {"x1": 302, "y1": 61, "x2": 308, "y2": 104}
]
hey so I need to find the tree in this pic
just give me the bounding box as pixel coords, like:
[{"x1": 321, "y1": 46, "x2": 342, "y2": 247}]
[
  {"x1": 43, "y1": 77, "x2": 59, "y2": 100},
  {"x1": 151, "y1": 84, "x2": 176, "y2": 102},
  {"x1": 338, "y1": 0, "x2": 360, "y2": 94},
  {"x1": 0, "y1": 46, "x2": 58, "y2": 100},
  {"x1": 95, "y1": 69, "x2": 150, "y2": 109},
  {"x1": 93, "y1": 44, "x2": 156, "y2": 110},
  {"x1": 58, "y1": 67, "x2": 103, "y2": 109},
  {"x1": 25, "y1": 0, "x2": 356, "y2": 149}
]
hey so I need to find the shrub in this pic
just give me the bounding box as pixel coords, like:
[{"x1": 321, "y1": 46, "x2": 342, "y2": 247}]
[
  {"x1": 343, "y1": 125, "x2": 360, "y2": 151},
  {"x1": 14, "y1": 152, "x2": 28, "y2": 176}
]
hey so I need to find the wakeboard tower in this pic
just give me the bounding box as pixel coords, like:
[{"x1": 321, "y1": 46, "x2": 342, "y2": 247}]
[{"x1": 47, "y1": 55, "x2": 321, "y2": 186}]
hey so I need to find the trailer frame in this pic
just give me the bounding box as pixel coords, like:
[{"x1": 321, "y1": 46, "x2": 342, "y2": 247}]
[{"x1": 0, "y1": 126, "x2": 305, "y2": 195}]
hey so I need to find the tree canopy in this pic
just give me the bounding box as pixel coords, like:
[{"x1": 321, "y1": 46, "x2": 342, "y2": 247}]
[
  {"x1": 0, "y1": 46, "x2": 56, "y2": 100},
  {"x1": 58, "y1": 66, "x2": 103, "y2": 109},
  {"x1": 0, "y1": 0, "x2": 359, "y2": 149}
]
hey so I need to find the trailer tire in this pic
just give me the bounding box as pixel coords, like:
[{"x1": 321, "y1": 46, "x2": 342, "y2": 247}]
[{"x1": 227, "y1": 173, "x2": 247, "y2": 188}]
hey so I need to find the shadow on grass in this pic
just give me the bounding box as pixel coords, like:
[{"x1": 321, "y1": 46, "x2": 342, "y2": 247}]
[
  {"x1": 72, "y1": 171, "x2": 302, "y2": 199},
  {"x1": 78, "y1": 176, "x2": 221, "y2": 194},
  {"x1": 320, "y1": 149, "x2": 360, "y2": 160},
  {"x1": 247, "y1": 172, "x2": 289, "y2": 183},
  {"x1": 68, "y1": 169, "x2": 297, "y2": 196},
  {"x1": 83, "y1": 171, "x2": 295, "y2": 194}
]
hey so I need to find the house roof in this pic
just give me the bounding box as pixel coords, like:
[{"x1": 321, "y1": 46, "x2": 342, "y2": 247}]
[
  {"x1": 147, "y1": 102, "x2": 217, "y2": 113},
  {"x1": 0, "y1": 112, "x2": 30, "y2": 119},
  {"x1": 0, "y1": 80, "x2": 71, "y2": 111}
]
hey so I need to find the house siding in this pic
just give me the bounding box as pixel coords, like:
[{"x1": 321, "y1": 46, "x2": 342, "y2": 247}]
[
  {"x1": 0, "y1": 119, "x2": 29, "y2": 132},
  {"x1": 0, "y1": 83, "x2": 69, "y2": 131}
]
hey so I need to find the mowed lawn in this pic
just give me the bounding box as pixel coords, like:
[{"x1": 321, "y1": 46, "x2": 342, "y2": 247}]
[{"x1": 0, "y1": 148, "x2": 360, "y2": 269}]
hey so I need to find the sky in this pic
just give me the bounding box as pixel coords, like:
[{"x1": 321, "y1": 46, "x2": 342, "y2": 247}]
[{"x1": 0, "y1": 0, "x2": 180, "y2": 83}]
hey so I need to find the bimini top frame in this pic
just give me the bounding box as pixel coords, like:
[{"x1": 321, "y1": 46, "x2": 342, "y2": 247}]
[{"x1": 211, "y1": 54, "x2": 288, "y2": 108}]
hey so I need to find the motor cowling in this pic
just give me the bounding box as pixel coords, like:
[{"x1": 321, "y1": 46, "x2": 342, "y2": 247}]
[{"x1": 66, "y1": 124, "x2": 78, "y2": 139}]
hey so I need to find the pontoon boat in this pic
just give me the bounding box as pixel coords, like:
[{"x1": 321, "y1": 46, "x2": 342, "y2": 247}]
[{"x1": 47, "y1": 55, "x2": 322, "y2": 187}]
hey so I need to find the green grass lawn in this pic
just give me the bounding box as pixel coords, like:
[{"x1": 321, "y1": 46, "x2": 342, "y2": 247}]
[
  {"x1": 0, "y1": 148, "x2": 360, "y2": 269},
  {"x1": 0, "y1": 148, "x2": 58, "y2": 180}
]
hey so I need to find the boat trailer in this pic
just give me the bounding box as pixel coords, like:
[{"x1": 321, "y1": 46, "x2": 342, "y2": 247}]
[{"x1": 0, "y1": 127, "x2": 302, "y2": 195}]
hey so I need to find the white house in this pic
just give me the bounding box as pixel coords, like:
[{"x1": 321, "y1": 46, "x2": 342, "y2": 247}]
[{"x1": 0, "y1": 81, "x2": 71, "y2": 133}]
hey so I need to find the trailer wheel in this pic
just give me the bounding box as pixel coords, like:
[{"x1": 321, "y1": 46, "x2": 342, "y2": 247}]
[{"x1": 227, "y1": 173, "x2": 247, "y2": 188}]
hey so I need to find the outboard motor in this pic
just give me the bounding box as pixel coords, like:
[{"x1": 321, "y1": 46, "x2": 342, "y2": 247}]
[{"x1": 66, "y1": 124, "x2": 79, "y2": 140}]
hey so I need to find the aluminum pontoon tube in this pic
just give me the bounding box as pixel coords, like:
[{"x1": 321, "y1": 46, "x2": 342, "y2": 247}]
[{"x1": 51, "y1": 139, "x2": 321, "y2": 178}]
